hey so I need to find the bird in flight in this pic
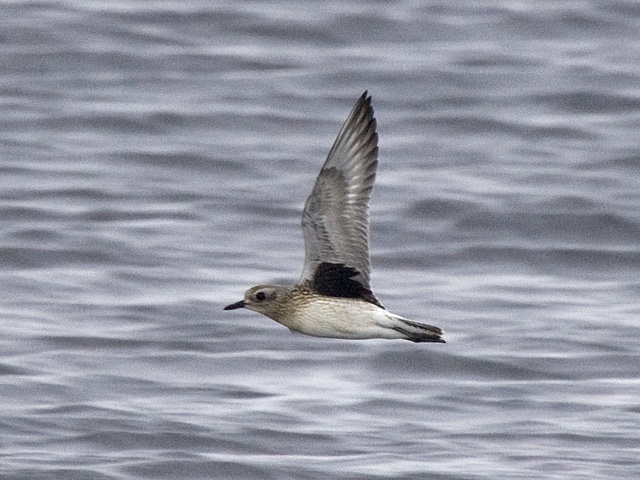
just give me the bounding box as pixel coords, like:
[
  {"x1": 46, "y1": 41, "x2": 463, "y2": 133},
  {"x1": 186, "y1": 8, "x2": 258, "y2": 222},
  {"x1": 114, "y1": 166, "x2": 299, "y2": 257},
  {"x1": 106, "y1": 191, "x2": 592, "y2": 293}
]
[{"x1": 224, "y1": 92, "x2": 444, "y2": 343}]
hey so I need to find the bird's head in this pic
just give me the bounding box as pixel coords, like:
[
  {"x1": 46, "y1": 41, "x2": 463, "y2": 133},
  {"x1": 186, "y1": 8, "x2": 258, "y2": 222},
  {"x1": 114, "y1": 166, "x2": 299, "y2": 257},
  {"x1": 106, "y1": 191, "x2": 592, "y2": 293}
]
[{"x1": 223, "y1": 285, "x2": 290, "y2": 320}]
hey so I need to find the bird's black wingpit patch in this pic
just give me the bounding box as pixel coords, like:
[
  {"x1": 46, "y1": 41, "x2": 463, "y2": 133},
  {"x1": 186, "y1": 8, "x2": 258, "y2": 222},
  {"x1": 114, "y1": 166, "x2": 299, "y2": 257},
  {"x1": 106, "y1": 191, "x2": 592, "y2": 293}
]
[{"x1": 312, "y1": 262, "x2": 383, "y2": 308}]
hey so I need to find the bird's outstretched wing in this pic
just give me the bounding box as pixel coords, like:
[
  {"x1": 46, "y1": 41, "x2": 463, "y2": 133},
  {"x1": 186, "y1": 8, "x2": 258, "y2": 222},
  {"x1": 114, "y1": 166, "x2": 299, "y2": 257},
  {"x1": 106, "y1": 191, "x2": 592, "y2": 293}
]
[{"x1": 299, "y1": 92, "x2": 382, "y2": 307}]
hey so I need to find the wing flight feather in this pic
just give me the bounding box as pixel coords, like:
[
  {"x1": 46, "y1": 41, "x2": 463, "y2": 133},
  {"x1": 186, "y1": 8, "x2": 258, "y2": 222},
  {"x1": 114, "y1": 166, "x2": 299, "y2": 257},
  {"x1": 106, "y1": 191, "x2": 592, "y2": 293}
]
[{"x1": 300, "y1": 92, "x2": 379, "y2": 303}]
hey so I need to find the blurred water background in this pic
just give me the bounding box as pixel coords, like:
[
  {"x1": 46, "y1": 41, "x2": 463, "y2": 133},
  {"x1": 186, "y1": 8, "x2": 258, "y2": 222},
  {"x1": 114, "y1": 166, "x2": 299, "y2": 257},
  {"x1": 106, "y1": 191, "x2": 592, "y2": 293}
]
[{"x1": 1, "y1": 1, "x2": 639, "y2": 479}]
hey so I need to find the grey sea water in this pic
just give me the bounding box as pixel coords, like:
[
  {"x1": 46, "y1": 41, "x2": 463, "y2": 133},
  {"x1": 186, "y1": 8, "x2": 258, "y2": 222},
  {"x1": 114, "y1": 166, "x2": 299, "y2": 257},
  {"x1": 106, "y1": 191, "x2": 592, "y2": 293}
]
[{"x1": 1, "y1": 1, "x2": 639, "y2": 479}]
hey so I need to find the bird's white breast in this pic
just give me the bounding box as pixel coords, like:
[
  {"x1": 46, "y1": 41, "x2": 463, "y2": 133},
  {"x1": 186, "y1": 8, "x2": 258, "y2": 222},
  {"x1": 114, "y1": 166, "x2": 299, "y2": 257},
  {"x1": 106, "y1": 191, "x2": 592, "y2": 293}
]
[{"x1": 282, "y1": 296, "x2": 404, "y2": 340}]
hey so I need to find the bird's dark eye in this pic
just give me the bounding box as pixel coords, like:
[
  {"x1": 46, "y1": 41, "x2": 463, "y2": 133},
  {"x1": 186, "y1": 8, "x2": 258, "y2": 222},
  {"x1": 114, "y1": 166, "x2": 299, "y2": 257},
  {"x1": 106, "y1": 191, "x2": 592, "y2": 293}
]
[{"x1": 256, "y1": 291, "x2": 266, "y2": 301}]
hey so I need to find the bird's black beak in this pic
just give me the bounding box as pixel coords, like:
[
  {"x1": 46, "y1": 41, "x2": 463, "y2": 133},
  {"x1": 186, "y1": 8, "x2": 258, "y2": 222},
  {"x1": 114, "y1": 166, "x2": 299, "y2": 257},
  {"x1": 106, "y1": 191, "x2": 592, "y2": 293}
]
[{"x1": 223, "y1": 300, "x2": 245, "y2": 310}]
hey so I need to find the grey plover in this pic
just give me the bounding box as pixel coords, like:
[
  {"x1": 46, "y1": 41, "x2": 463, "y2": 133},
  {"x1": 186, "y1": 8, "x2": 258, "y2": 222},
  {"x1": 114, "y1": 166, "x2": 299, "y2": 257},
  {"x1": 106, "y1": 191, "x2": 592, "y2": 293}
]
[{"x1": 224, "y1": 92, "x2": 444, "y2": 343}]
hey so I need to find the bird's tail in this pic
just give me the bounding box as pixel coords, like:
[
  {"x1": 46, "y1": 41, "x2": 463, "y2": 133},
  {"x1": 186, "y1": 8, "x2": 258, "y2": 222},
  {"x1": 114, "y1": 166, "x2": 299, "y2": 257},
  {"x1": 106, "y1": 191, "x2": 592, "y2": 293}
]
[{"x1": 392, "y1": 317, "x2": 445, "y2": 343}]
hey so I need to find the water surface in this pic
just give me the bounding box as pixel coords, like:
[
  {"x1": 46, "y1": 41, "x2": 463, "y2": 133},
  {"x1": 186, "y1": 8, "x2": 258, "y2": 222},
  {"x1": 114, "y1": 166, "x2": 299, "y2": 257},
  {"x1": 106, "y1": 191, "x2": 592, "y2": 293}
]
[{"x1": 1, "y1": 1, "x2": 639, "y2": 479}]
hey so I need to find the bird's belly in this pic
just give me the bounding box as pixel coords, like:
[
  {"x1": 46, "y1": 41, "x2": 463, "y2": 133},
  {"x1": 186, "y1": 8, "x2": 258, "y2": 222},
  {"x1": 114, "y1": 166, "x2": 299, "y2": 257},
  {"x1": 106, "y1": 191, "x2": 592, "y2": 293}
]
[{"x1": 280, "y1": 298, "x2": 395, "y2": 340}]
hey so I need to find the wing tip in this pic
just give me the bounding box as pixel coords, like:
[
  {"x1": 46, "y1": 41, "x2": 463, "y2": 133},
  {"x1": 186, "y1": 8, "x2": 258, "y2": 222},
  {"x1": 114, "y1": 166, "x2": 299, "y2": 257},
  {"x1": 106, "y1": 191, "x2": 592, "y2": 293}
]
[
  {"x1": 359, "y1": 90, "x2": 372, "y2": 107},
  {"x1": 353, "y1": 91, "x2": 376, "y2": 135}
]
